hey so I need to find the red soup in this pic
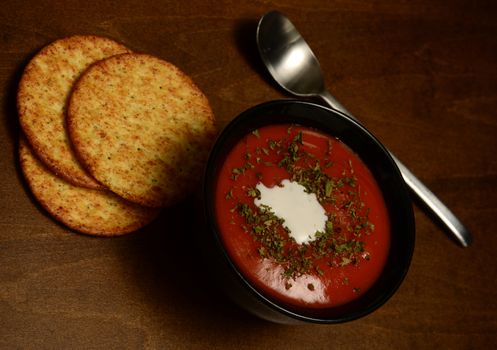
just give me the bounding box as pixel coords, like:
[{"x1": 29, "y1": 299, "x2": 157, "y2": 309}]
[{"x1": 215, "y1": 124, "x2": 390, "y2": 310}]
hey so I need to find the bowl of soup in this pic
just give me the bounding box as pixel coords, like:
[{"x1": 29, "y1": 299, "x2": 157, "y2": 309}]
[{"x1": 201, "y1": 100, "x2": 415, "y2": 324}]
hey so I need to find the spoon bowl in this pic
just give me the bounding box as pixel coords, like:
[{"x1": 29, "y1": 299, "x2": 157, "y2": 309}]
[
  {"x1": 257, "y1": 11, "x2": 353, "y2": 116},
  {"x1": 256, "y1": 12, "x2": 325, "y2": 97}
]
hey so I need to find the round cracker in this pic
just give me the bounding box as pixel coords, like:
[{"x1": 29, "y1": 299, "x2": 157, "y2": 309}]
[
  {"x1": 19, "y1": 136, "x2": 159, "y2": 236},
  {"x1": 17, "y1": 35, "x2": 131, "y2": 189},
  {"x1": 67, "y1": 53, "x2": 217, "y2": 207}
]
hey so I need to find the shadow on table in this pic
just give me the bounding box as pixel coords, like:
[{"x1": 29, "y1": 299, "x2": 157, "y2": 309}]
[
  {"x1": 116, "y1": 197, "x2": 286, "y2": 336},
  {"x1": 233, "y1": 18, "x2": 279, "y2": 90}
]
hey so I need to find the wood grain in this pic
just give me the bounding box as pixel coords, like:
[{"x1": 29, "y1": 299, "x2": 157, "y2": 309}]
[{"x1": 1, "y1": 0, "x2": 496, "y2": 349}]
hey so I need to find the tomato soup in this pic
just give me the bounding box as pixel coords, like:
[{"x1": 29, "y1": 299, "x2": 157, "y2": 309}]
[{"x1": 215, "y1": 124, "x2": 390, "y2": 310}]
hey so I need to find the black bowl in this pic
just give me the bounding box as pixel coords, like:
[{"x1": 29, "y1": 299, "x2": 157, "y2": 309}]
[{"x1": 201, "y1": 100, "x2": 415, "y2": 324}]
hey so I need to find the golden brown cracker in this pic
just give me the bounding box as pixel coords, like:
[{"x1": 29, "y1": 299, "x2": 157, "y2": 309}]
[
  {"x1": 19, "y1": 136, "x2": 159, "y2": 236},
  {"x1": 67, "y1": 53, "x2": 217, "y2": 207},
  {"x1": 17, "y1": 35, "x2": 131, "y2": 189}
]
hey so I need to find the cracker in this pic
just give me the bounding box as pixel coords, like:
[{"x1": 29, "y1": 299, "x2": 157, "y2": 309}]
[
  {"x1": 17, "y1": 35, "x2": 131, "y2": 189},
  {"x1": 67, "y1": 53, "x2": 217, "y2": 207},
  {"x1": 19, "y1": 136, "x2": 159, "y2": 236}
]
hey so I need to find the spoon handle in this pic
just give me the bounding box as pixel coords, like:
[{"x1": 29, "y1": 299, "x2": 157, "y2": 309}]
[
  {"x1": 391, "y1": 155, "x2": 472, "y2": 247},
  {"x1": 319, "y1": 90, "x2": 472, "y2": 247}
]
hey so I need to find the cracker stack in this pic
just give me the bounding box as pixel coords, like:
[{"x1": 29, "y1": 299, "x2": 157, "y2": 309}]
[{"x1": 17, "y1": 35, "x2": 217, "y2": 236}]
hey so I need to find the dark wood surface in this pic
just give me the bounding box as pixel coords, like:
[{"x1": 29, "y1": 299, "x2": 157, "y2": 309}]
[{"x1": 1, "y1": 1, "x2": 496, "y2": 349}]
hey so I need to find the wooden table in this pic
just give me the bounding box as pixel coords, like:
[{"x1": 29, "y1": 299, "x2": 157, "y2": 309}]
[{"x1": 1, "y1": 1, "x2": 496, "y2": 348}]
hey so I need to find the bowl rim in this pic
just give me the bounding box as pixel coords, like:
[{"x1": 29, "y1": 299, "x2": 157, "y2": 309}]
[{"x1": 202, "y1": 99, "x2": 415, "y2": 323}]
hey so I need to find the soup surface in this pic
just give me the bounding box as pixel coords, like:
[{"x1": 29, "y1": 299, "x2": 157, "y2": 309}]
[{"x1": 215, "y1": 124, "x2": 390, "y2": 309}]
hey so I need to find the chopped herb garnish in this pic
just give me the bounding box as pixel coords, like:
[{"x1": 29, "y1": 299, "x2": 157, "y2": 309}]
[
  {"x1": 231, "y1": 166, "x2": 245, "y2": 178},
  {"x1": 226, "y1": 126, "x2": 373, "y2": 281},
  {"x1": 247, "y1": 187, "x2": 261, "y2": 199},
  {"x1": 340, "y1": 257, "x2": 352, "y2": 266},
  {"x1": 268, "y1": 139, "x2": 278, "y2": 150}
]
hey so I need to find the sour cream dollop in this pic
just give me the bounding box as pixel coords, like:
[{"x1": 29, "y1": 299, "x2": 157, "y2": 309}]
[{"x1": 254, "y1": 179, "x2": 327, "y2": 245}]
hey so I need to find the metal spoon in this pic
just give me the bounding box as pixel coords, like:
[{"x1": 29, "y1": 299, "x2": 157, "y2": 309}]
[{"x1": 256, "y1": 10, "x2": 472, "y2": 247}]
